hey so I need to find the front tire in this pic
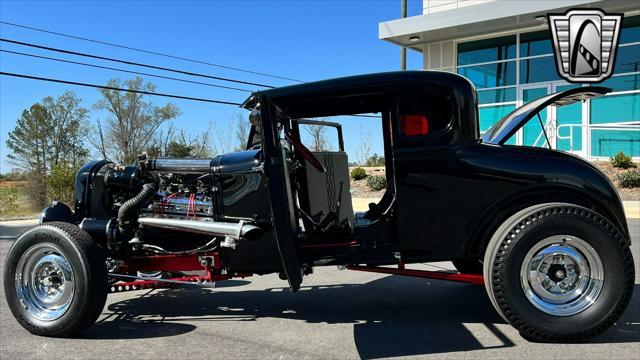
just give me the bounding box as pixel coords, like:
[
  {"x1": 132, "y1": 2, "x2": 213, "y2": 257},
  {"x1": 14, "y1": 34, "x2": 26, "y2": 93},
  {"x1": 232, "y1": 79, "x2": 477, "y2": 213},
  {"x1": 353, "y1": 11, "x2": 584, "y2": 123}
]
[
  {"x1": 483, "y1": 203, "x2": 634, "y2": 342},
  {"x1": 3, "y1": 222, "x2": 108, "y2": 337}
]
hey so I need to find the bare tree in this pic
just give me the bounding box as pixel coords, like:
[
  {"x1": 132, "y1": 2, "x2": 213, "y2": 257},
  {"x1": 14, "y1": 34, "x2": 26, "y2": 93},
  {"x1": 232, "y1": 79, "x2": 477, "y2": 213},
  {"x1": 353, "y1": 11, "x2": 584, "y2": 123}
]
[
  {"x1": 92, "y1": 77, "x2": 180, "y2": 164},
  {"x1": 185, "y1": 123, "x2": 215, "y2": 158},
  {"x1": 234, "y1": 113, "x2": 249, "y2": 151},
  {"x1": 212, "y1": 120, "x2": 234, "y2": 155},
  {"x1": 355, "y1": 127, "x2": 372, "y2": 166},
  {"x1": 304, "y1": 122, "x2": 328, "y2": 152}
]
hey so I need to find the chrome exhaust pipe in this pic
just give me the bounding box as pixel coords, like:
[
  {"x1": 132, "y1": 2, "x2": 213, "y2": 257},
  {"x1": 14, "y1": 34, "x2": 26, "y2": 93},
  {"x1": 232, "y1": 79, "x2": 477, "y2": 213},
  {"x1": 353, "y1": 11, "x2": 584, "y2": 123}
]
[
  {"x1": 149, "y1": 159, "x2": 214, "y2": 174},
  {"x1": 137, "y1": 217, "x2": 264, "y2": 241}
]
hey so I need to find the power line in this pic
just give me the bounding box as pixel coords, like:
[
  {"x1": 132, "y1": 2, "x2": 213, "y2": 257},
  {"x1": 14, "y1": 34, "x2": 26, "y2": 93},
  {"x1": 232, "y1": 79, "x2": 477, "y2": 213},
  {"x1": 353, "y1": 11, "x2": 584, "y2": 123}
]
[
  {"x1": 0, "y1": 20, "x2": 304, "y2": 83},
  {"x1": 0, "y1": 38, "x2": 276, "y2": 89},
  {"x1": 0, "y1": 49, "x2": 253, "y2": 93},
  {"x1": 0, "y1": 71, "x2": 243, "y2": 106}
]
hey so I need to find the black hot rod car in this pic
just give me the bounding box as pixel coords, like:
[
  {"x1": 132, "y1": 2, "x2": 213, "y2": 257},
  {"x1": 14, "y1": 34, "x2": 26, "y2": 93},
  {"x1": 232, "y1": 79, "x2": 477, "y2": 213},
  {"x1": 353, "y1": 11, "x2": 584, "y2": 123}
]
[{"x1": 4, "y1": 71, "x2": 635, "y2": 341}]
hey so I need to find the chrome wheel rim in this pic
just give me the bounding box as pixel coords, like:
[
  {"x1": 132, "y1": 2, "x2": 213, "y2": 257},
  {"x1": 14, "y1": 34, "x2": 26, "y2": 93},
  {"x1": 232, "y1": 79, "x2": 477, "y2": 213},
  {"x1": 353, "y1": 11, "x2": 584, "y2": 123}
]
[
  {"x1": 14, "y1": 244, "x2": 75, "y2": 321},
  {"x1": 520, "y1": 235, "x2": 603, "y2": 316}
]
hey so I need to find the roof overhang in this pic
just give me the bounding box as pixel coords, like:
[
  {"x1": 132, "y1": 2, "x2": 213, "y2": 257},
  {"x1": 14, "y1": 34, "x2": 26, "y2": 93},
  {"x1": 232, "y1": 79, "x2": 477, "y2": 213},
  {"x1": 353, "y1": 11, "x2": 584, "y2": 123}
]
[{"x1": 379, "y1": 0, "x2": 638, "y2": 52}]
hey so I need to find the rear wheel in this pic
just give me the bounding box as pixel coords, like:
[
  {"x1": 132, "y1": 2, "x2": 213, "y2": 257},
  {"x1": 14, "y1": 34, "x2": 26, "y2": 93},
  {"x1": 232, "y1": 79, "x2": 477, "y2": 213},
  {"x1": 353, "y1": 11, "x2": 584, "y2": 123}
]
[
  {"x1": 483, "y1": 203, "x2": 634, "y2": 342},
  {"x1": 4, "y1": 222, "x2": 108, "y2": 337}
]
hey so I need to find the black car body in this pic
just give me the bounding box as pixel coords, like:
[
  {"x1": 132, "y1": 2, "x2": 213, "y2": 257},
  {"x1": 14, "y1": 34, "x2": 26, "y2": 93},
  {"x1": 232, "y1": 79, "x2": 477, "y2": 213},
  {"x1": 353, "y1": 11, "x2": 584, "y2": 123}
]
[{"x1": 5, "y1": 71, "x2": 634, "y2": 341}]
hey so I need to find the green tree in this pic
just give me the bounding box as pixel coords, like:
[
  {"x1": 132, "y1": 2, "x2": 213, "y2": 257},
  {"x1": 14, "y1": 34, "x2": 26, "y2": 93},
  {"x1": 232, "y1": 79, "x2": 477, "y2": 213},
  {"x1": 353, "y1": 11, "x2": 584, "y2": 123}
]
[
  {"x1": 6, "y1": 104, "x2": 49, "y2": 179},
  {"x1": 6, "y1": 92, "x2": 88, "y2": 207},
  {"x1": 43, "y1": 92, "x2": 90, "y2": 167},
  {"x1": 92, "y1": 77, "x2": 180, "y2": 164},
  {"x1": 46, "y1": 161, "x2": 78, "y2": 206},
  {"x1": 0, "y1": 186, "x2": 19, "y2": 216},
  {"x1": 365, "y1": 154, "x2": 385, "y2": 167},
  {"x1": 166, "y1": 140, "x2": 194, "y2": 158}
]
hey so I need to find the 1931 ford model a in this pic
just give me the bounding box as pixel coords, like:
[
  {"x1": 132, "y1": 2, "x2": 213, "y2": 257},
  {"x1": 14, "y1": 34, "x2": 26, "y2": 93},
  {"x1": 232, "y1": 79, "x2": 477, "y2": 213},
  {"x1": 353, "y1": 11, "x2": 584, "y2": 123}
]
[{"x1": 4, "y1": 72, "x2": 634, "y2": 341}]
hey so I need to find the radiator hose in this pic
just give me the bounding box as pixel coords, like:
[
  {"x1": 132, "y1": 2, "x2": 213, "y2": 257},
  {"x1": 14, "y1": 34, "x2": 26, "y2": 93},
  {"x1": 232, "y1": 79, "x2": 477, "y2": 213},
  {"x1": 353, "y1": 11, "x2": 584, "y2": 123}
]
[{"x1": 117, "y1": 182, "x2": 156, "y2": 232}]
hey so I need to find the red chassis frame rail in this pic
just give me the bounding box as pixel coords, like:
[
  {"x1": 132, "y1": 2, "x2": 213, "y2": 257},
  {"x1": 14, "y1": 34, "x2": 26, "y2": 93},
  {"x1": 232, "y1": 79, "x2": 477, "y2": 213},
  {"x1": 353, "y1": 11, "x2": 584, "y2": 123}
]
[
  {"x1": 346, "y1": 264, "x2": 484, "y2": 285},
  {"x1": 110, "y1": 252, "x2": 252, "y2": 292},
  {"x1": 109, "y1": 253, "x2": 484, "y2": 293}
]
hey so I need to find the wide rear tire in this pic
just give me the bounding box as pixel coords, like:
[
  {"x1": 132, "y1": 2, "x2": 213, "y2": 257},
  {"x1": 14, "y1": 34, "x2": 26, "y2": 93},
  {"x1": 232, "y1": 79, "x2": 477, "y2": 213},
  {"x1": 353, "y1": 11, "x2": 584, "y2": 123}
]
[
  {"x1": 3, "y1": 222, "x2": 108, "y2": 337},
  {"x1": 483, "y1": 203, "x2": 634, "y2": 342}
]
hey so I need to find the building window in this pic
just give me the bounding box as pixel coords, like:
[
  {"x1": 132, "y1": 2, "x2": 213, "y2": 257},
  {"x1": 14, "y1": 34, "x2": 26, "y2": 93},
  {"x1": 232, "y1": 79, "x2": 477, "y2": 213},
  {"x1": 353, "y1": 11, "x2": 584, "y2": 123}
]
[
  {"x1": 457, "y1": 35, "x2": 516, "y2": 66},
  {"x1": 520, "y1": 56, "x2": 561, "y2": 84},
  {"x1": 479, "y1": 105, "x2": 515, "y2": 133},
  {"x1": 454, "y1": 15, "x2": 639, "y2": 158},
  {"x1": 614, "y1": 44, "x2": 640, "y2": 74},
  {"x1": 519, "y1": 30, "x2": 553, "y2": 57},
  {"x1": 590, "y1": 93, "x2": 640, "y2": 124},
  {"x1": 620, "y1": 15, "x2": 640, "y2": 44},
  {"x1": 555, "y1": 84, "x2": 583, "y2": 151},
  {"x1": 591, "y1": 129, "x2": 640, "y2": 157},
  {"x1": 599, "y1": 73, "x2": 640, "y2": 92},
  {"x1": 477, "y1": 87, "x2": 517, "y2": 104},
  {"x1": 457, "y1": 61, "x2": 517, "y2": 88}
]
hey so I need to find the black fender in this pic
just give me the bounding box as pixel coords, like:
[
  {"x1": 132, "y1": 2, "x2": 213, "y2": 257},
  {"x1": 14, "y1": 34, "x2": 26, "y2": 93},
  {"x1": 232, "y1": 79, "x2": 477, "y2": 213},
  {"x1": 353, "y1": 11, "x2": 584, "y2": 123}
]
[
  {"x1": 39, "y1": 201, "x2": 75, "y2": 224},
  {"x1": 462, "y1": 147, "x2": 629, "y2": 259}
]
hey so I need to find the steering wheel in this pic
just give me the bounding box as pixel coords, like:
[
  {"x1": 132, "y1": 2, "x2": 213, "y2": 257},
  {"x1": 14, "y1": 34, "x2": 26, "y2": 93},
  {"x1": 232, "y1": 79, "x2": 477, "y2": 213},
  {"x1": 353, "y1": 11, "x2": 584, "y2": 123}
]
[{"x1": 285, "y1": 132, "x2": 326, "y2": 173}]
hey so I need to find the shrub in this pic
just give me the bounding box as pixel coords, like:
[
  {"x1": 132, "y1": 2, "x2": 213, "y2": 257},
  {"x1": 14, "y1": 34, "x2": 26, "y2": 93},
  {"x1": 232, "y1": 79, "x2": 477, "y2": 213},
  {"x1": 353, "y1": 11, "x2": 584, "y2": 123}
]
[
  {"x1": 617, "y1": 169, "x2": 640, "y2": 188},
  {"x1": 366, "y1": 175, "x2": 387, "y2": 191},
  {"x1": 365, "y1": 154, "x2": 385, "y2": 167},
  {"x1": 0, "y1": 186, "x2": 19, "y2": 215},
  {"x1": 610, "y1": 151, "x2": 634, "y2": 169},
  {"x1": 46, "y1": 161, "x2": 79, "y2": 206},
  {"x1": 350, "y1": 167, "x2": 367, "y2": 180}
]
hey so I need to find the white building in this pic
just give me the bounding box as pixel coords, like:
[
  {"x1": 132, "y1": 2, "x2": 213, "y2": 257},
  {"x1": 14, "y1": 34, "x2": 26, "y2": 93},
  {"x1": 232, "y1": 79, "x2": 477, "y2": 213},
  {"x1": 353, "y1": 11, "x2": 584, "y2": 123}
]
[{"x1": 380, "y1": 0, "x2": 639, "y2": 159}]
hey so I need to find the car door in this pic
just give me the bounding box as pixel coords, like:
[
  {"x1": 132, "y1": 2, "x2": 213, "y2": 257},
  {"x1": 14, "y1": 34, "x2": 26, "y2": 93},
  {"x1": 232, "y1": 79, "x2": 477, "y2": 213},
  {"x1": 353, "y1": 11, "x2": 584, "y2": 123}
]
[{"x1": 259, "y1": 98, "x2": 303, "y2": 292}]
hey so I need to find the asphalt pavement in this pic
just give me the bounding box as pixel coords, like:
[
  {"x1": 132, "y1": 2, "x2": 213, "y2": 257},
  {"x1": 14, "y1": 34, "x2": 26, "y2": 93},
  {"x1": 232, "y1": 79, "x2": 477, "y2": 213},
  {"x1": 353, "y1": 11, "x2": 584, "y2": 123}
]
[{"x1": 0, "y1": 219, "x2": 638, "y2": 359}]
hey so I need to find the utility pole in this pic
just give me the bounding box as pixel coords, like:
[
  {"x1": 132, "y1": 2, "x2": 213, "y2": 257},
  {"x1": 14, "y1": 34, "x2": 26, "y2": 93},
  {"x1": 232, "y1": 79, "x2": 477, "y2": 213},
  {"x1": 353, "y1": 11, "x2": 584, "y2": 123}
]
[{"x1": 400, "y1": 0, "x2": 407, "y2": 70}]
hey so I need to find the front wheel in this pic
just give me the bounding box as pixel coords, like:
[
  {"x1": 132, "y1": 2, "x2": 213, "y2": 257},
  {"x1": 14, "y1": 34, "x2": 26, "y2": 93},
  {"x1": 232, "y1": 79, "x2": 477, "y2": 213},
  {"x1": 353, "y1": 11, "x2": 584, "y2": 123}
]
[
  {"x1": 3, "y1": 222, "x2": 108, "y2": 337},
  {"x1": 483, "y1": 203, "x2": 635, "y2": 342}
]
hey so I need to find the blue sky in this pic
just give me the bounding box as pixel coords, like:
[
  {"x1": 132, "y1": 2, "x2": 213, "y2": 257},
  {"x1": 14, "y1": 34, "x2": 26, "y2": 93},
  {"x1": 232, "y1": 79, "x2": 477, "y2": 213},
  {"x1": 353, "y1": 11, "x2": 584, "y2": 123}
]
[{"x1": 0, "y1": 0, "x2": 423, "y2": 172}]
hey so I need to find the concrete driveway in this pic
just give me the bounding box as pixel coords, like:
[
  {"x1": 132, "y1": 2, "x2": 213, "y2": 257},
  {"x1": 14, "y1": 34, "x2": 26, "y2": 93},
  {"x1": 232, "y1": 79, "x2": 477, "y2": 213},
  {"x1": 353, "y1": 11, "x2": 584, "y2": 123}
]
[{"x1": 0, "y1": 219, "x2": 638, "y2": 359}]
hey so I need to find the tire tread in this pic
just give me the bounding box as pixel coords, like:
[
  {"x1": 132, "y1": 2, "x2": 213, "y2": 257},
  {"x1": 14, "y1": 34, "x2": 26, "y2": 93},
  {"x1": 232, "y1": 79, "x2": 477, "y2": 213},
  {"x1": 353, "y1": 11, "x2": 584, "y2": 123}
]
[{"x1": 489, "y1": 205, "x2": 635, "y2": 342}]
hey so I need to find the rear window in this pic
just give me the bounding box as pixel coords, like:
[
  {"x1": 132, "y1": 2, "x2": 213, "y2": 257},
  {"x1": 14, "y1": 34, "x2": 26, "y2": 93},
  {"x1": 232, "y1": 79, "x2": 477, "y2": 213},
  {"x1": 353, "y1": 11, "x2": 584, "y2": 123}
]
[
  {"x1": 397, "y1": 94, "x2": 453, "y2": 141},
  {"x1": 400, "y1": 114, "x2": 429, "y2": 136}
]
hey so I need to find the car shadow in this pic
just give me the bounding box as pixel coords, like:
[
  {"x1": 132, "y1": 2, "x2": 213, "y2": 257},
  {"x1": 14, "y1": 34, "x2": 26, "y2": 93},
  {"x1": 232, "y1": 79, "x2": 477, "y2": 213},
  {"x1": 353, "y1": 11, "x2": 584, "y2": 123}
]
[{"x1": 84, "y1": 274, "x2": 640, "y2": 358}]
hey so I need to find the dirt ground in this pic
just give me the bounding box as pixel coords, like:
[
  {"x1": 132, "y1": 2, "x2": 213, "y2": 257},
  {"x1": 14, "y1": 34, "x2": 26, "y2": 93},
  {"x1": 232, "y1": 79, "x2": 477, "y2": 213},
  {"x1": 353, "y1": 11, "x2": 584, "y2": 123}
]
[
  {"x1": 592, "y1": 161, "x2": 639, "y2": 201},
  {"x1": 350, "y1": 162, "x2": 639, "y2": 201},
  {"x1": 349, "y1": 166, "x2": 386, "y2": 198}
]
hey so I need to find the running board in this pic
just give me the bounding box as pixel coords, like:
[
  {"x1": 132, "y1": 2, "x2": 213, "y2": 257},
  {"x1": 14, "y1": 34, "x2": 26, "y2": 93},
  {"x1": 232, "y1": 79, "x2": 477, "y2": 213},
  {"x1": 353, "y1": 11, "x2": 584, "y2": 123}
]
[{"x1": 346, "y1": 265, "x2": 484, "y2": 285}]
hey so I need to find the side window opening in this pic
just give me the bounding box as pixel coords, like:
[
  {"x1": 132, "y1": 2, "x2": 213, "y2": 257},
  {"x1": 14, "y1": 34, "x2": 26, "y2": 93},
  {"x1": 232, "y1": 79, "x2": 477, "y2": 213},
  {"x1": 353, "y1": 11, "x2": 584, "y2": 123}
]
[{"x1": 286, "y1": 114, "x2": 390, "y2": 233}]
